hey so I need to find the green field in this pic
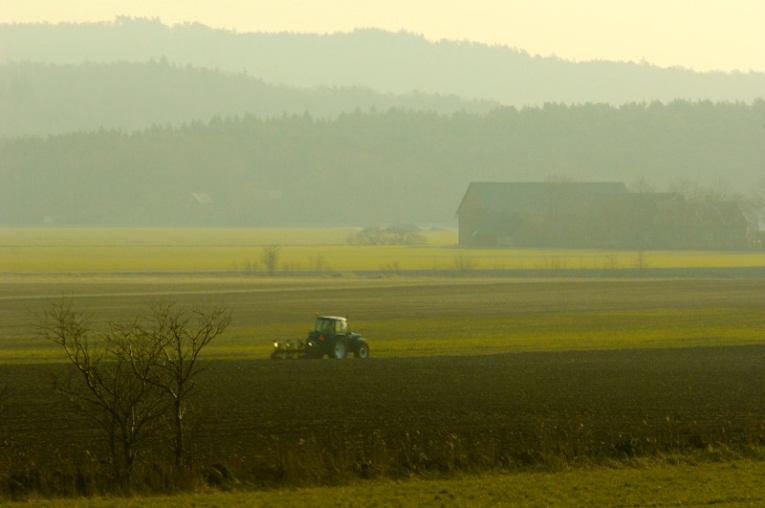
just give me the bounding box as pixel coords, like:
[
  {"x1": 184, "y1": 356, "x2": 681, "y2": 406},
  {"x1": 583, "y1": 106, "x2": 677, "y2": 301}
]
[
  {"x1": 2, "y1": 276, "x2": 765, "y2": 362},
  {"x1": 2, "y1": 228, "x2": 765, "y2": 362},
  {"x1": 2, "y1": 228, "x2": 765, "y2": 273},
  {"x1": 10, "y1": 460, "x2": 765, "y2": 507}
]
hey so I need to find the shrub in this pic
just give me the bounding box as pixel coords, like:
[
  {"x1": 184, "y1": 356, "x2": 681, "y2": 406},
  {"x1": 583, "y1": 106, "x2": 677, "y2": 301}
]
[{"x1": 348, "y1": 225, "x2": 426, "y2": 246}]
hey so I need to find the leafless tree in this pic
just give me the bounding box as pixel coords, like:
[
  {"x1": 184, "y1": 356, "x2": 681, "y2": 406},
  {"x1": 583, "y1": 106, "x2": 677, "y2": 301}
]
[
  {"x1": 41, "y1": 302, "x2": 167, "y2": 487},
  {"x1": 312, "y1": 254, "x2": 328, "y2": 272},
  {"x1": 454, "y1": 255, "x2": 477, "y2": 272},
  {"x1": 633, "y1": 250, "x2": 650, "y2": 274},
  {"x1": 120, "y1": 304, "x2": 230, "y2": 467},
  {"x1": 668, "y1": 178, "x2": 732, "y2": 203},
  {"x1": 261, "y1": 245, "x2": 281, "y2": 275},
  {"x1": 0, "y1": 384, "x2": 8, "y2": 435},
  {"x1": 602, "y1": 253, "x2": 619, "y2": 271},
  {"x1": 742, "y1": 177, "x2": 765, "y2": 234},
  {"x1": 629, "y1": 176, "x2": 656, "y2": 194}
]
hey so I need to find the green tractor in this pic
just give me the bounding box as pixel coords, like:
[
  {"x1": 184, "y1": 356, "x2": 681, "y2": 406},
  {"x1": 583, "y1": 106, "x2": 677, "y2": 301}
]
[{"x1": 271, "y1": 315, "x2": 370, "y2": 360}]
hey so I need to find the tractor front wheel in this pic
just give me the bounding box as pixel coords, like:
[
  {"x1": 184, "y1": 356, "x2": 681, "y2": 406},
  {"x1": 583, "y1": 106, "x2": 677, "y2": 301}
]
[
  {"x1": 354, "y1": 341, "x2": 370, "y2": 359},
  {"x1": 330, "y1": 339, "x2": 347, "y2": 359}
]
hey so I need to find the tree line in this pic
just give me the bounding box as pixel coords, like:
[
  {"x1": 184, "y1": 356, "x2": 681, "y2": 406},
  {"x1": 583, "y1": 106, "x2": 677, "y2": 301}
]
[
  {"x1": 0, "y1": 101, "x2": 763, "y2": 226},
  {"x1": 0, "y1": 61, "x2": 494, "y2": 137}
]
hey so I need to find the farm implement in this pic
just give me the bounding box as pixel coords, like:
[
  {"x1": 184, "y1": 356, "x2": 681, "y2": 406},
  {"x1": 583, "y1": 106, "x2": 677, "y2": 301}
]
[{"x1": 271, "y1": 315, "x2": 370, "y2": 360}]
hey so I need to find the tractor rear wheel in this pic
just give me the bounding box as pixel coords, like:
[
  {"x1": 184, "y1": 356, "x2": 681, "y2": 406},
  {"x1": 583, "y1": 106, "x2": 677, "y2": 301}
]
[
  {"x1": 354, "y1": 341, "x2": 370, "y2": 359},
  {"x1": 331, "y1": 339, "x2": 347, "y2": 359}
]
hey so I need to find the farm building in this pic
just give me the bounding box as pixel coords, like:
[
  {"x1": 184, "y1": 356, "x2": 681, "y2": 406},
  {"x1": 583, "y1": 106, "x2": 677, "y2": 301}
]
[{"x1": 457, "y1": 182, "x2": 750, "y2": 250}]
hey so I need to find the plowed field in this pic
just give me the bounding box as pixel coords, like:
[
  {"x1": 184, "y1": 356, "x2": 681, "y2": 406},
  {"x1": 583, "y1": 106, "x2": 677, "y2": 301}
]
[{"x1": 4, "y1": 345, "x2": 765, "y2": 487}]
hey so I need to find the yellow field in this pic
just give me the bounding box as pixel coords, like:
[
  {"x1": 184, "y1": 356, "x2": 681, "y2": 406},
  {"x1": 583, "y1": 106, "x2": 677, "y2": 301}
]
[{"x1": 1, "y1": 228, "x2": 765, "y2": 274}]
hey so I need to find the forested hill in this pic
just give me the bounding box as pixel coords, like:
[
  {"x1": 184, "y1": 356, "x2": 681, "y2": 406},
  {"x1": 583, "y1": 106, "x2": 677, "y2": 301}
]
[
  {"x1": 0, "y1": 62, "x2": 494, "y2": 137},
  {"x1": 1, "y1": 18, "x2": 764, "y2": 106},
  {"x1": 1, "y1": 102, "x2": 763, "y2": 226}
]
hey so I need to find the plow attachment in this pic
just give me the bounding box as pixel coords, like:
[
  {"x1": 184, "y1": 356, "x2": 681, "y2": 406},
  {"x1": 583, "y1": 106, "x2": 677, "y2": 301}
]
[{"x1": 271, "y1": 340, "x2": 311, "y2": 359}]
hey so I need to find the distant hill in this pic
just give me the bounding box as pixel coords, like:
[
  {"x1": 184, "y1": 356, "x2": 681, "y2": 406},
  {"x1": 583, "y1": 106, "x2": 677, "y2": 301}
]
[
  {"x1": 0, "y1": 18, "x2": 763, "y2": 106},
  {"x1": 0, "y1": 61, "x2": 494, "y2": 137},
  {"x1": 1, "y1": 102, "x2": 762, "y2": 226}
]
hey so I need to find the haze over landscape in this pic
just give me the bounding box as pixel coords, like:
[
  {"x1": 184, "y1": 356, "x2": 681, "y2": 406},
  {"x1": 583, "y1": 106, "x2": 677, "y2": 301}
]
[
  {"x1": 0, "y1": 15, "x2": 763, "y2": 226},
  {"x1": 4, "y1": 3, "x2": 765, "y2": 506},
  {"x1": 4, "y1": 0, "x2": 764, "y2": 72}
]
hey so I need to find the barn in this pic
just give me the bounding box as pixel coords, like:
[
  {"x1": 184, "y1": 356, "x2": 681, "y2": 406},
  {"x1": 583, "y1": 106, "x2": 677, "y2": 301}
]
[{"x1": 456, "y1": 182, "x2": 750, "y2": 250}]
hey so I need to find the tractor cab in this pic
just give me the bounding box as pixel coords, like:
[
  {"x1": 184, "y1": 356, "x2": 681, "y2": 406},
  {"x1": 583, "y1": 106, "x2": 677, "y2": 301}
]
[{"x1": 314, "y1": 316, "x2": 348, "y2": 337}]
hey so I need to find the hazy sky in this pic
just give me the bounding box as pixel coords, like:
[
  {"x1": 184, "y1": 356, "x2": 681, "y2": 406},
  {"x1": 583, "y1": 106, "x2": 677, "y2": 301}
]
[{"x1": 2, "y1": 0, "x2": 764, "y2": 72}]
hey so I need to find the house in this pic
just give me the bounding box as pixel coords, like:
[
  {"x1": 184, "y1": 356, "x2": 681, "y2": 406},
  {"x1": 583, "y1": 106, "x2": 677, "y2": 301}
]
[{"x1": 457, "y1": 182, "x2": 750, "y2": 250}]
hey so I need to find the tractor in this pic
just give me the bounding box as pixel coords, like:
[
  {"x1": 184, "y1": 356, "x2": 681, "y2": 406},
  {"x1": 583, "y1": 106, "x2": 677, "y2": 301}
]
[{"x1": 271, "y1": 315, "x2": 370, "y2": 360}]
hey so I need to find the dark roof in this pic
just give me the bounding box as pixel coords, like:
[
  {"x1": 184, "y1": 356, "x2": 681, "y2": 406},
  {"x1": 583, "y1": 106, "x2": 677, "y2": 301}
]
[
  {"x1": 457, "y1": 182, "x2": 628, "y2": 215},
  {"x1": 318, "y1": 315, "x2": 347, "y2": 321}
]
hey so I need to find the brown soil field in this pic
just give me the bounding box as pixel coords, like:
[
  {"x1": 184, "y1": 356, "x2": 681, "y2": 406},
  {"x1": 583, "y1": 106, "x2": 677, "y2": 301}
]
[{"x1": 3, "y1": 344, "x2": 765, "y2": 494}]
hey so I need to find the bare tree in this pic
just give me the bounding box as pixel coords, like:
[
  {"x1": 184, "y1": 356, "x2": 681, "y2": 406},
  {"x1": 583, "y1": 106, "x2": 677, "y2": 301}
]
[
  {"x1": 41, "y1": 302, "x2": 167, "y2": 487},
  {"x1": 602, "y1": 253, "x2": 619, "y2": 271},
  {"x1": 756, "y1": 178, "x2": 765, "y2": 237},
  {"x1": 668, "y1": 178, "x2": 732, "y2": 203},
  {"x1": 0, "y1": 384, "x2": 8, "y2": 437},
  {"x1": 454, "y1": 255, "x2": 477, "y2": 272},
  {"x1": 741, "y1": 178, "x2": 765, "y2": 243},
  {"x1": 261, "y1": 245, "x2": 281, "y2": 275},
  {"x1": 629, "y1": 176, "x2": 656, "y2": 194},
  {"x1": 312, "y1": 254, "x2": 328, "y2": 272},
  {"x1": 633, "y1": 250, "x2": 650, "y2": 274},
  {"x1": 121, "y1": 304, "x2": 230, "y2": 467}
]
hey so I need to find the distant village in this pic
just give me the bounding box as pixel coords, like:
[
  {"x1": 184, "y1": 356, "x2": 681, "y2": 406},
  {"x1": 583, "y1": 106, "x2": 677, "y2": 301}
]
[{"x1": 457, "y1": 182, "x2": 761, "y2": 250}]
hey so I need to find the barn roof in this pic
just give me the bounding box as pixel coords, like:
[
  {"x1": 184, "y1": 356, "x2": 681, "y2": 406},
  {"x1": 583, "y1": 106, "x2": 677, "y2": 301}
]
[{"x1": 457, "y1": 182, "x2": 628, "y2": 215}]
